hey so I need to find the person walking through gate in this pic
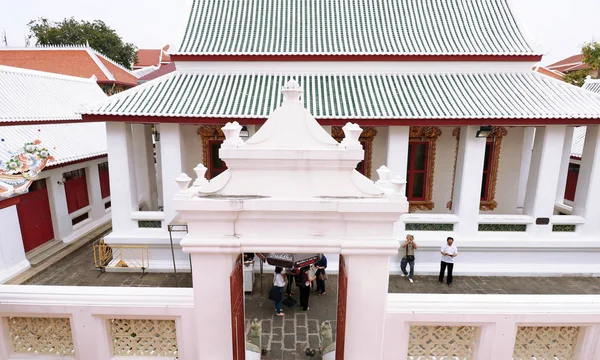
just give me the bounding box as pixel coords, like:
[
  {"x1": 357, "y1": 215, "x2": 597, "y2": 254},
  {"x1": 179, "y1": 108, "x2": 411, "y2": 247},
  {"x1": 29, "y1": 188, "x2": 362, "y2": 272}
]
[
  {"x1": 439, "y1": 237, "x2": 458, "y2": 287},
  {"x1": 299, "y1": 267, "x2": 317, "y2": 311},
  {"x1": 401, "y1": 234, "x2": 418, "y2": 283},
  {"x1": 272, "y1": 267, "x2": 286, "y2": 316},
  {"x1": 315, "y1": 254, "x2": 328, "y2": 295}
]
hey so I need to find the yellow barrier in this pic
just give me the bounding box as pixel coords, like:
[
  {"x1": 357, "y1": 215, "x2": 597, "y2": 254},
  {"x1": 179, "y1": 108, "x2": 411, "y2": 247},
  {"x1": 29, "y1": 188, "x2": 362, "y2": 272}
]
[{"x1": 93, "y1": 240, "x2": 149, "y2": 273}]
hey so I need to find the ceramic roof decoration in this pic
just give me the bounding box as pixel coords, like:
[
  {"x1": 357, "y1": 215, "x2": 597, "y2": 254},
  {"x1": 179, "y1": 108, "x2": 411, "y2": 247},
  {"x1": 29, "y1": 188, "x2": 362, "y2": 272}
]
[
  {"x1": 84, "y1": 72, "x2": 600, "y2": 122},
  {"x1": 0, "y1": 65, "x2": 106, "y2": 124},
  {"x1": 174, "y1": 0, "x2": 540, "y2": 57},
  {"x1": 0, "y1": 46, "x2": 138, "y2": 86},
  {"x1": 0, "y1": 123, "x2": 107, "y2": 167}
]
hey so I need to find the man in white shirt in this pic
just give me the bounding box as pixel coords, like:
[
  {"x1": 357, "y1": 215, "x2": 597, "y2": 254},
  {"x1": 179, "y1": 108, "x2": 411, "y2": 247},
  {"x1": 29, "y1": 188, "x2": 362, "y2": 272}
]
[{"x1": 439, "y1": 237, "x2": 458, "y2": 287}]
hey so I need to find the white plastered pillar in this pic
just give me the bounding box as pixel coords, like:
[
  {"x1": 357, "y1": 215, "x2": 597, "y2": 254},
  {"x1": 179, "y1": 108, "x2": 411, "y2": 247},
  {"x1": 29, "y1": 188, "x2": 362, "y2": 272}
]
[
  {"x1": 132, "y1": 124, "x2": 159, "y2": 210},
  {"x1": 386, "y1": 126, "x2": 410, "y2": 180},
  {"x1": 516, "y1": 127, "x2": 535, "y2": 213},
  {"x1": 106, "y1": 122, "x2": 138, "y2": 232},
  {"x1": 87, "y1": 161, "x2": 105, "y2": 220},
  {"x1": 523, "y1": 126, "x2": 566, "y2": 235},
  {"x1": 573, "y1": 125, "x2": 600, "y2": 235},
  {"x1": 343, "y1": 253, "x2": 391, "y2": 359},
  {"x1": 155, "y1": 125, "x2": 164, "y2": 208},
  {"x1": 451, "y1": 126, "x2": 487, "y2": 236},
  {"x1": 555, "y1": 127, "x2": 575, "y2": 205},
  {"x1": 48, "y1": 173, "x2": 72, "y2": 240},
  {"x1": 0, "y1": 204, "x2": 30, "y2": 283},
  {"x1": 159, "y1": 123, "x2": 183, "y2": 227}
]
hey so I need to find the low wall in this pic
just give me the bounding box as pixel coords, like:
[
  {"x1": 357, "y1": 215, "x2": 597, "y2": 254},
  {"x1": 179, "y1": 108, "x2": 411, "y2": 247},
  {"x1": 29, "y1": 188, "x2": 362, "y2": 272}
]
[{"x1": 384, "y1": 293, "x2": 600, "y2": 360}]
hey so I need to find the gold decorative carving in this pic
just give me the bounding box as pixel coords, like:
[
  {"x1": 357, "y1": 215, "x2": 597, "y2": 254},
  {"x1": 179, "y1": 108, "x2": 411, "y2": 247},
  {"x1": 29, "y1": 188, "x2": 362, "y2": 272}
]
[
  {"x1": 513, "y1": 326, "x2": 579, "y2": 360},
  {"x1": 408, "y1": 325, "x2": 479, "y2": 359},
  {"x1": 111, "y1": 319, "x2": 178, "y2": 357},
  {"x1": 447, "y1": 126, "x2": 507, "y2": 211},
  {"x1": 9, "y1": 317, "x2": 75, "y2": 355},
  {"x1": 332, "y1": 126, "x2": 378, "y2": 179},
  {"x1": 408, "y1": 126, "x2": 442, "y2": 213},
  {"x1": 197, "y1": 125, "x2": 225, "y2": 179}
]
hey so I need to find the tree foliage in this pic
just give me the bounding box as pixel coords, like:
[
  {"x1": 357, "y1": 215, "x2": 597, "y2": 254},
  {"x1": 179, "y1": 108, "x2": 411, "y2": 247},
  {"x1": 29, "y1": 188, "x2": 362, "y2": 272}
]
[
  {"x1": 563, "y1": 69, "x2": 590, "y2": 87},
  {"x1": 28, "y1": 18, "x2": 137, "y2": 69},
  {"x1": 582, "y1": 41, "x2": 600, "y2": 79}
]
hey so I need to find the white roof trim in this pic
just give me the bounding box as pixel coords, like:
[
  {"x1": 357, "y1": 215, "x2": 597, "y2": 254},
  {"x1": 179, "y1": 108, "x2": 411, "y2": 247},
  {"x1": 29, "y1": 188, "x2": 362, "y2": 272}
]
[{"x1": 86, "y1": 48, "x2": 115, "y2": 81}]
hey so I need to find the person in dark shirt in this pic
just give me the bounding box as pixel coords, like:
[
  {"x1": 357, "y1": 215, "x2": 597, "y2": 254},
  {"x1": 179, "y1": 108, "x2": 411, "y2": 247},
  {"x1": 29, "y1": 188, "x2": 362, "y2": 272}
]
[{"x1": 315, "y1": 255, "x2": 328, "y2": 295}]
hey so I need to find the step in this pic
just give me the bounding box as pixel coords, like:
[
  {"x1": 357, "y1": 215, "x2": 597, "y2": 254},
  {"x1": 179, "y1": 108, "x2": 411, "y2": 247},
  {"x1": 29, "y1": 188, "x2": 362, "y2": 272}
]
[
  {"x1": 27, "y1": 240, "x2": 70, "y2": 266},
  {"x1": 25, "y1": 239, "x2": 62, "y2": 261}
]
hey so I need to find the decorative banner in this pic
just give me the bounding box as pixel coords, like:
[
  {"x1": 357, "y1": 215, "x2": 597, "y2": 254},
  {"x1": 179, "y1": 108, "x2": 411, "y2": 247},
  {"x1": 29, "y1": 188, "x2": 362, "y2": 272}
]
[{"x1": 0, "y1": 140, "x2": 54, "y2": 199}]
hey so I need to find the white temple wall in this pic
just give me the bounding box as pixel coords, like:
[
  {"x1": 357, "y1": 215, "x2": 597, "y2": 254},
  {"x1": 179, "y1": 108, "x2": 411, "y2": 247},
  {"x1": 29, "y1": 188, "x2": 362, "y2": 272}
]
[
  {"x1": 494, "y1": 127, "x2": 525, "y2": 214},
  {"x1": 371, "y1": 126, "x2": 389, "y2": 181},
  {"x1": 180, "y1": 124, "x2": 203, "y2": 179},
  {"x1": 0, "y1": 205, "x2": 29, "y2": 283}
]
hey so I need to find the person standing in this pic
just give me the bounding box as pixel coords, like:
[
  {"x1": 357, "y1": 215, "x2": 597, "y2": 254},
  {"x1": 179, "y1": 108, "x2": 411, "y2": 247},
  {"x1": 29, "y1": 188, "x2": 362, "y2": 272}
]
[
  {"x1": 315, "y1": 255, "x2": 328, "y2": 295},
  {"x1": 439, "y1": 237, "x2": 458, "y2": 287},
  {"x1": 299, "y1": 267, "x2": 317, "y2": 311},
  {"x1": 273, "y1": 267, "x2": 286, "y2": 316},
  {"x1": 400, "y1": 234, "x2": 417, "y2": 283},
  {"x1": 285, "y1": 268, "x2": 296, "y2": 297}
]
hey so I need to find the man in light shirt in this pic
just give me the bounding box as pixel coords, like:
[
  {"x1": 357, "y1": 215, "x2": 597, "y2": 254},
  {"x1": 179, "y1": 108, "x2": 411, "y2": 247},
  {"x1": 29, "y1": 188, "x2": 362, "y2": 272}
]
[{"x1": 439, "y1": 237, "x2": 458, "y2": 287}]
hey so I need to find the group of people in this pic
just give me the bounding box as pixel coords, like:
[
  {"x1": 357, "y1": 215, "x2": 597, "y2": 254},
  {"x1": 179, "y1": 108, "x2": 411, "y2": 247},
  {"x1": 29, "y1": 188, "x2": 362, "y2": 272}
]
[
  {"x1": 401, "y1": 235, "x2": 458, "y2": 287},
  {"x1": 271, "y1": 255, "x2": 328, "y2": 317}
]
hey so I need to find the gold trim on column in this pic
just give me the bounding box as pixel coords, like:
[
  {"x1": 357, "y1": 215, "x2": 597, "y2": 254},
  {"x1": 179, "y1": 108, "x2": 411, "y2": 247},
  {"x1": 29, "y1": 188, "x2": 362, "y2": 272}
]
[
  {"x1": 332, "y1": 126, "x2": 377, "y2": 179},
  {"x1": 447, "y1": 126, "x2": 507, "y2": 211},
  {"x1": 408, "y1": 126, "x2": 442, "y2": 213},
  {"x1": 197, "y1": 125, "x2": 225, "y2": 177}
]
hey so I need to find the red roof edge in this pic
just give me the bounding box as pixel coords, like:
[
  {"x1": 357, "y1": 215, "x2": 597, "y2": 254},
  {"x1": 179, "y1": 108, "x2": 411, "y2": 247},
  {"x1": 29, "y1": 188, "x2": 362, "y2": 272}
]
[
  {"x1": 170, "y1": 54, "x2": 543, "y2": 62},
  {"x1": 80, "y1": 114, "x2": 600, "y2": 126}
]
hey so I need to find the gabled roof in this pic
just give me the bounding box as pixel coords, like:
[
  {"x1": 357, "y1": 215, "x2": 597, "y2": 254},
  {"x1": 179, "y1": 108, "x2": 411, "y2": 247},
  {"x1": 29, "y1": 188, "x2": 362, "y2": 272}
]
[
  {"x1": 82, "y1": 71, "x2": 600, "y2": 125},
  {"x1": 0, "y1": 65, "x2": 106, "y2": 124},
  {"x1": 533, "y1": 66, "x2": 564, "y2": 80},
  {"x1": 547, "y1": 54, "x2": 588, "y2": 73},
  {"x1": 0, "y1": 122, "x2": 107, "y2": 167},
  {"x1": 134, "y1": 45, "x2": 171, "y2": 69},
  {"x1": 133, "y1": 65, "x2": 159, "y2": 78},
  {"x1": 139, "y1": 62, "x2": 176, "y2": 82},
  {"x1": 174, "y1": 0, "x2": 540, "y2": 59},
  {"x1": 0, "y1": 46, "x2": 138, "y2": 87}
]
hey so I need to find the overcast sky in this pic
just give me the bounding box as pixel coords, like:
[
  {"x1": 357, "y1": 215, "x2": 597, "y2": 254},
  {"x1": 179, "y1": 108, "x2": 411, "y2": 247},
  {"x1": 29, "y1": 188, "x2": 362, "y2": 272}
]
[{"x1": 1, "y1": 0, "x2": 599, "y2": 65}]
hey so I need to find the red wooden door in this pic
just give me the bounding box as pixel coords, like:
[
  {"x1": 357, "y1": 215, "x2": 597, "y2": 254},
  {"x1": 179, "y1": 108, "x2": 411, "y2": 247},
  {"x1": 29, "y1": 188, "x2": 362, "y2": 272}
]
[
  {"x1": 230, "y1": 254, "x2": 245, "y2": 360},
  {"x1": 64, "y1": 169, "x2": 89, "y2": 214},
  {"x1": 98, "y1": 162, "x2": 110, "y2": 199},
  {"x1": 16, "y1": 179, "x2": 54, "y2": 252},
  {"x1": 336, "y1": 255, "x2": 348, "y2": 360}
]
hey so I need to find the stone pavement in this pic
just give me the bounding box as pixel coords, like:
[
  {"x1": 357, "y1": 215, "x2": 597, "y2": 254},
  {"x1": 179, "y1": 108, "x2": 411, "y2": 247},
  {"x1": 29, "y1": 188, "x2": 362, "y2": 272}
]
[
  {"x1": 245, "y1": 274, "x2": 338, "y2": 360},
  {"x1": 388, "y1": 274, "x2": 600, "y2": 294}
]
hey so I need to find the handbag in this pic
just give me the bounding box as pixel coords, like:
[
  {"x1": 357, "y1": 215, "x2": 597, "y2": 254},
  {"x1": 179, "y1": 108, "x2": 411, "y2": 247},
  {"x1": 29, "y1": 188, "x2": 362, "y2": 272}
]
[
  {"x1": 319, "y1": 271, "x2": 328, "y2": 281},
  {"x1": 268, "y1": 286, "x2": 282, "y2": 302}
]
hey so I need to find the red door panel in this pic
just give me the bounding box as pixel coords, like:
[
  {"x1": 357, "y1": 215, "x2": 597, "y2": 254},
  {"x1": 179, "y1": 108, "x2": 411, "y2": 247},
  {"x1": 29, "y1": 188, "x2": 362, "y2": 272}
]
[
  {"x1": 16, "y1": 179, "x2": 54, "y2": 252},
  {"x1": 65, "y1": 173, "x2": 89, "y2": 214}
]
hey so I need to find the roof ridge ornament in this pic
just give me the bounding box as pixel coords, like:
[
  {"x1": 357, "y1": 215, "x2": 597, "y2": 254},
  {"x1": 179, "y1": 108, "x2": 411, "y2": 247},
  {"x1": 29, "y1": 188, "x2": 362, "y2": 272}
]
[{"x1": 282, "y1": 79, "x2": 302, "y2": 102}]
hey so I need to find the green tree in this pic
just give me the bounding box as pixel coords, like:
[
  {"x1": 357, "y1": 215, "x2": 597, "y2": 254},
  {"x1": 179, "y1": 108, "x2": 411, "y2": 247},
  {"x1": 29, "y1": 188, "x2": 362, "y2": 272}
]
[
  {"x1": 582, "y1": 41, "x2": 600, "y2": 79},
  {"x1": 28, "y1": 17, "x2": 137, "y2": 69},
  {"x1": 564, "y1": 69, "x2": 590, "y2": 87}
]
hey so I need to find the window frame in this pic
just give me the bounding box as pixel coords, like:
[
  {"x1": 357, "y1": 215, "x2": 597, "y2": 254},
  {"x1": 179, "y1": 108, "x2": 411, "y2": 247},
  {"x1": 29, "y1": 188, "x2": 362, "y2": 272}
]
[
  {"x1": 480, "y1": 140, "x2": 495, "y2": 202},
  {"x1": 407, "y1": 127, "x2": 442, "y2": 212},
  {"x1": 406, "y1": 141, "x2": 430, "y2": 202}
]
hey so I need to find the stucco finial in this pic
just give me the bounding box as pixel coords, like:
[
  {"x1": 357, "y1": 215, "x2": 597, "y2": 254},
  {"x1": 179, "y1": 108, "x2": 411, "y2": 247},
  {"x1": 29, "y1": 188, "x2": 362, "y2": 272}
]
[
  {"x1": 341, "y1": 122, "x2": 363, "y2": 149},
  {"x1": 175, "y1": 173, "x2": 192, "y2": 192},
  {"x1": 282, "y1": 79, "x2": 302, "y2": 102},
  {"x1": 221, "y1": 121, "x2": 244, "y2": 149}
]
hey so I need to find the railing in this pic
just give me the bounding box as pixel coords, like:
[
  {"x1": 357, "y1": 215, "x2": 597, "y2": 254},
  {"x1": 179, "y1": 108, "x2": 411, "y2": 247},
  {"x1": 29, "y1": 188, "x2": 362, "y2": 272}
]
[
  {"x1": 400, "y1": 214, "x2": 458, "y2": 232},
  {"x1": 551, "y1": 215, "x2": 585, "y2": 233},
  {"x1": 0, "y1": 286, "x2": 194, "y2": 359},
  {"x1": 384, "y1": 293, "x2": 600, "y2": 360},
  {"x1": 477, "y1": 214, "x2": 532, "y2": 232},
  {"x1": 93, "y1": 240, "x2": 150, "y2": 273}
]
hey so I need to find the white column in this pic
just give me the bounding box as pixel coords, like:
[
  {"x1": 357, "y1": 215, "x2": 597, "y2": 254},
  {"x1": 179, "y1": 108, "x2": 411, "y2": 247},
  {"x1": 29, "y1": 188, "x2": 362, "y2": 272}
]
[
  {"x1": 451, "y1": 126, "x2": 487, "y2": 236},
  {"x1": 48, "y1": 173, "x2": 72, "y2": 240},
  {"x1": 488, "y1": 321, "x2": 518, "y2": 360},
  {"x1": 344, "y1": 254, "x2": 390, "y2": 359},
  {"x1": 556, "y1": 127, "x2": 575, "y2": 204},
  {"x1": 106, "y1": 122, "x2": 138, "y2": 232},
  {"x1": 0, "y1": 205, "x2": 30, "y2": 283},
  {"x1": 386, "y1": 126, "x2": 410, "y2": 180},
  {"x1": 516, "y1": 127, "x2": 535, "y2": 213},
  {"x1": 159, "y1": 123, "x2": 183, "y2": 227},
  {"x1": 573, "y1": 125, "x2": 600, "y2": 235},
  {"x1": 87, "y1": 162, "x2": 105, "y2": 221},
  {"x1": 523, "y1": 126, "x2": 566, "y2": 235},
  {"x1": 155, "y1": 128, "x2": 164, "y2": 209},
  {"x1": 132, "y1": 124, "x2": 159, "y2": 210},
  {"x1": 189, "y1": 252, "x2": 236, "y2": 359}
]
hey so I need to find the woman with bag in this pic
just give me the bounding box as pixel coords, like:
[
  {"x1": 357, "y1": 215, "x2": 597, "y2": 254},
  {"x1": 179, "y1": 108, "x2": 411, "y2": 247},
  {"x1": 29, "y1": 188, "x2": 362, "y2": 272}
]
[
  {"x1": 315, "y1": 255, "x2": 328, "y2": 295},
  {"x1": 299, "y1": 266, "x2": 317, "y2": 311},
  {"x1": 270, "y1": 267, "x2": 286, "y2": 316}
]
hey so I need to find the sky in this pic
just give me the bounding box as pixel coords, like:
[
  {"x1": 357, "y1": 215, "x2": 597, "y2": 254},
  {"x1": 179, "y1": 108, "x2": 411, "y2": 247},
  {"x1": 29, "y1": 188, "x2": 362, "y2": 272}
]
[{"x1": 1, "y1": 0, "x2": 600, "y2": 65}]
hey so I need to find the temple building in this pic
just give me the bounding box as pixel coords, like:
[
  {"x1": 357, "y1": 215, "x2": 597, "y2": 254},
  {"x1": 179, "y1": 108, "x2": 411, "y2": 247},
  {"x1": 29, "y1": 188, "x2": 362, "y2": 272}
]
[{"x1": 82, "y1": 0, "x2": 600, "y2": 276}]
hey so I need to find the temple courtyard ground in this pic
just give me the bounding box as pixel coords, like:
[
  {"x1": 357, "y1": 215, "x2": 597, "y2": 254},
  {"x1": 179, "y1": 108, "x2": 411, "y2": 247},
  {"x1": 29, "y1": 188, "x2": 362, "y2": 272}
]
[{"x1": 12, "y1": 238, "x2": 600, "y2": 359}]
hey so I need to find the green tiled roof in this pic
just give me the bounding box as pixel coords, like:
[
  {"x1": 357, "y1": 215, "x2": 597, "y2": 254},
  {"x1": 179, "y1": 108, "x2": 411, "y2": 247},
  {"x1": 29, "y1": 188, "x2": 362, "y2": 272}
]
[
  {"x1": 175, "y1": 0, "x2": 538, "y2": 56},
  {"x1": 85, "y1": 72, "x2": 600, "y2": 119}
]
